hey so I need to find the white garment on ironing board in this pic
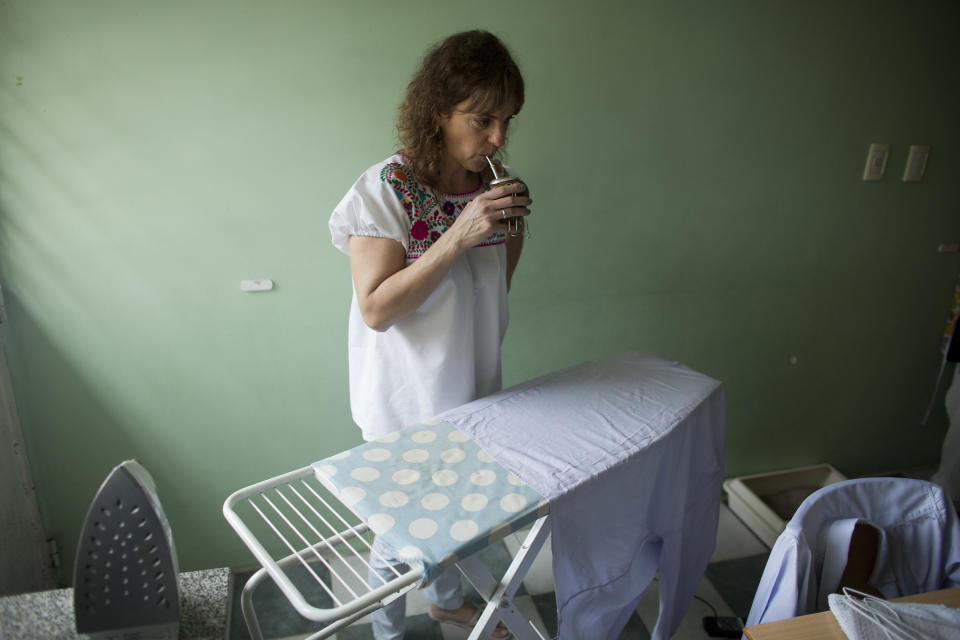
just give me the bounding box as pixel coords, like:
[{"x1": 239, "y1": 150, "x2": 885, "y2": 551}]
[
  {"x1": 440, "y1": 352, "x2": 726, "y2": 640},
  {"x1": 744, "y1": 477, "x2": 960, "y2": 629},
  {"x1": 329, "y1": 155, "x2": 508, "y2": 440}
]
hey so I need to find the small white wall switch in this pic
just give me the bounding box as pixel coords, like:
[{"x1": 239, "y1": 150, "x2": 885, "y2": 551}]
[
  {"x1": 863, "y1": 143, "x2": 890, "y2": 181},
  {"x1": 903, "y1": 145, "x2": 930, "y2": 182},
  {"x1": 240, "y1": 279, "x2": 274, "y2": 292}
]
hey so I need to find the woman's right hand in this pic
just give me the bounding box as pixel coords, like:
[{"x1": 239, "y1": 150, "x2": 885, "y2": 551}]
[
  {"x1": 445, "y1": 181, "x2": 530, "y2": 250},
  {"x1": 349, "y1": 180, "x2": 530, "y2": 331}
]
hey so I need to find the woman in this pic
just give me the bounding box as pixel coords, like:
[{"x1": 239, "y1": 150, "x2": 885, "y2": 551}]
[{"x1": 328, "y1": 30, "x2": 530, "y2": 639}]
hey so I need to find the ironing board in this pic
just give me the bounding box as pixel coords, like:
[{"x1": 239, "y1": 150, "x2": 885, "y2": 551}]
[
  {"x1": 223, "y1": 421, "x2": 552, "y2": 640},
  {"x1": 224, "y1": 352, "x2": 725, "y2": 640}
]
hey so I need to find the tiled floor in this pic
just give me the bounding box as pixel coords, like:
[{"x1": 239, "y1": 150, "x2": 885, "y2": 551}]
[{"x1": 228, "y1": 501, "x2": 772, "y2": 640}]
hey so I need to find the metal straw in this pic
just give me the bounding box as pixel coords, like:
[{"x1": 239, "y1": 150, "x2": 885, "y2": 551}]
[{"x1": 484, "y1": 155, "x2": 501, "y2": 180}]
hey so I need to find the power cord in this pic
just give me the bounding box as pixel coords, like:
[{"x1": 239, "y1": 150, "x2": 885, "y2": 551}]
[
  {"x1": 696, "y1": 594, "x2": 744, "y2": 638},
  {"x1": 693, "y1": 594, "x2": 719, "y2": 617}
]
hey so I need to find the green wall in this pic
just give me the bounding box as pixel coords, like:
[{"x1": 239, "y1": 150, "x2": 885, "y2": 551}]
[{"x1": 1, "y1": 0, "x2": 958, "y2": 582}]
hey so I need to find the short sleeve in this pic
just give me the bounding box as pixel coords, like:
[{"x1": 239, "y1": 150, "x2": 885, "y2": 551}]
[{"x1": 329, "y1": 161, "x2": 411, "y2": 255}]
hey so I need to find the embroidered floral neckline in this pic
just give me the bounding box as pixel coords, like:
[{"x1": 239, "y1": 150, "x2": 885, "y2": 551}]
[{"x1": 380, "y1": 160, "x2": 503, "y2": 260}]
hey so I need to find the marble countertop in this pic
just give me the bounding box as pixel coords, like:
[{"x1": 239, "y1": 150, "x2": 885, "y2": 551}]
[{"x1": 0, "y1": 568, "x2": 230, "y2": 639}]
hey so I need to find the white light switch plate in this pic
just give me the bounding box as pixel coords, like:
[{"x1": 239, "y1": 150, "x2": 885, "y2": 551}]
[
  {"x1": 863, "y1": 143, "x2": 890, "y2": 181},
  {"x1": 903, "y1": 145, "x2": 930, "y2": 182}
]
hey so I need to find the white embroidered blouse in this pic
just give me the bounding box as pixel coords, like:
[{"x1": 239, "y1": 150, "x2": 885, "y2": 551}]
[{"x1": 329, "y1": 154, "x2": 509, "y2": 440}]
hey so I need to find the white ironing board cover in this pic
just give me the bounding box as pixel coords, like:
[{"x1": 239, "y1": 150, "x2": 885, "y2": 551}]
[{"x1": 312, "y1": 421, "x2": 547, "y2": 583}]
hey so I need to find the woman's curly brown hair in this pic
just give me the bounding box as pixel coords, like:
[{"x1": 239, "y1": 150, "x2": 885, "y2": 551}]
[{"x1": 397, "y1": 30, "x2": 524, "y2": 189}]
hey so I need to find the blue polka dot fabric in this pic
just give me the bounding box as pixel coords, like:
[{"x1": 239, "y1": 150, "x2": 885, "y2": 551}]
[{"x1": 312, "y1": 421, "x2": 548, "y2": 583}]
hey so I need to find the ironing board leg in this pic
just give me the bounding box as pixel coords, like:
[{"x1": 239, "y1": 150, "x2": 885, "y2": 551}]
[
  {"x1": 240, "y1": 566, "x2": 270, "y2": 640},
  {"x1": 456, "y1": 515, "x2": 552, "y2": 640}
]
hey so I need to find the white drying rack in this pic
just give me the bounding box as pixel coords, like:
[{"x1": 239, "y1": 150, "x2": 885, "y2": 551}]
[{"x1": 223, "y1": 465, "x2": 552, "y2": 640}]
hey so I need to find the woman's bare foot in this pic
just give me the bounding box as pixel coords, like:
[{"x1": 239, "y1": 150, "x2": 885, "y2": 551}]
[{"x1": 429, "y1": 602, "x2": 511, "y2": 638}]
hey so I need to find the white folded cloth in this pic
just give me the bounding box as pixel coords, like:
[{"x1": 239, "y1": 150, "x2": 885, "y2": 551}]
[{"x1": 828, "y1": 589, "x2": 960, "y2": 640}]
